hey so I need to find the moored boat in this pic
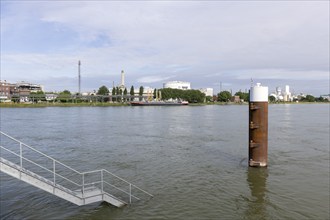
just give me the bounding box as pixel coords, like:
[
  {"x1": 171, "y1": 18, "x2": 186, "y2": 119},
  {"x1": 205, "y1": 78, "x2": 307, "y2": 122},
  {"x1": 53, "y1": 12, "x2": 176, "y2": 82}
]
[{"x1": 130, "y1": 101, "x2": 188, "y2": 106}]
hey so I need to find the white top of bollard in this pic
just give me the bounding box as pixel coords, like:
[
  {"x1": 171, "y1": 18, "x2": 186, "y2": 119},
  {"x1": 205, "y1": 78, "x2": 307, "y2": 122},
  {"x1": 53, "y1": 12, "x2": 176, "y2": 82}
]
[{"x1": 250, "y1": 83, "x2": 268, "y2": 102}]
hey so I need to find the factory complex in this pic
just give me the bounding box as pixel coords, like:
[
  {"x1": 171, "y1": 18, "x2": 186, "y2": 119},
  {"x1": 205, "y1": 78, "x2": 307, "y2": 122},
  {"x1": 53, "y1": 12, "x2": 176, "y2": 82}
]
[
  {"x1": 0, "y1": 70, "x2": 328, "y2": 103},
  {"x1": 84, "y1": 70, "x2": 214, "y2": 100}
]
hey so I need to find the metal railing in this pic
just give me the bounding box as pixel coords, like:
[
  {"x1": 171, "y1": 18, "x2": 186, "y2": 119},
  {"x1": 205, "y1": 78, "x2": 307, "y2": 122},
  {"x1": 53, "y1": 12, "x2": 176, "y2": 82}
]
[{"x1": 0, "y1": 131, "x2": 153, "y2": 204}]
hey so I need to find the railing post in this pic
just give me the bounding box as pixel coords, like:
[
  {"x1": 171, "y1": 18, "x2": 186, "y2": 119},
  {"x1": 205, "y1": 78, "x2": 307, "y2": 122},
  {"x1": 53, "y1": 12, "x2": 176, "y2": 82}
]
[
  {"x1": 82, "y1": 173, "x2": 85, "y2": 198},
  {"x1": 53, "y1": 160, "x2": 56, "y2": 186},
  {"x1": 101, "y1": 170, "x2": 104, "y2": 193},
  {"x1": 129, "y1": 184, "x2": 132, "y2": 204},
  {"x1": 19, "y1": 142, "x2": 23, "y2": 169}
]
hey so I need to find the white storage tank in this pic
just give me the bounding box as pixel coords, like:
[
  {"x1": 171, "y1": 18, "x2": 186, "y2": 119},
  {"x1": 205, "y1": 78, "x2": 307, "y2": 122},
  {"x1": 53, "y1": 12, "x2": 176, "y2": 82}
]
[{"x1": 163, "y1": 81, "x2": 191, "y2": 90}]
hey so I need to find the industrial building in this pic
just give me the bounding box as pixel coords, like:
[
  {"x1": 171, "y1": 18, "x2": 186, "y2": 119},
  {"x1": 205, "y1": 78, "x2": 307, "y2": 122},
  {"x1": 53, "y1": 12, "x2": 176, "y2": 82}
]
[
  {"x1": 0, "y1": 80, "x2": 44, "y2": 102},
  {"x1": 163, "y1": 81, "x2": 191, "y2": 90},
  {"x1": 270, "y1": 85, "x2": 293, "y2": 101},
  {"x1": 199, "y1": 88, "x2": 213, "y2": 97},
  {"x1": 110, "y1": 70, "x2": 126, "y2": 92},
  {"x1": 0, "y1": 81, "x2": 13, "y2": 100}
]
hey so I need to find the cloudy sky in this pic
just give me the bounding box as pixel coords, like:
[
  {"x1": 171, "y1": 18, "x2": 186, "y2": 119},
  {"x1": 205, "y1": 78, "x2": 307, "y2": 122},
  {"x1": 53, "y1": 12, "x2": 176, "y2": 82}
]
[{"x1": 1, "y1": 1, "x2": 329, "y2": 95}]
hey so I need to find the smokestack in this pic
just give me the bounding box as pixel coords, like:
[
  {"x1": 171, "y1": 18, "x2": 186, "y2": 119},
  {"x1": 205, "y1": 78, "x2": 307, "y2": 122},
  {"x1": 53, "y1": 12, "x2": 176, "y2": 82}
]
[
  {"x1": 121, "y1": 70, "x2": 125, "y2": 87},
  {"x1": 249, "y1": 83, "x2": 268, "y2": 167}
]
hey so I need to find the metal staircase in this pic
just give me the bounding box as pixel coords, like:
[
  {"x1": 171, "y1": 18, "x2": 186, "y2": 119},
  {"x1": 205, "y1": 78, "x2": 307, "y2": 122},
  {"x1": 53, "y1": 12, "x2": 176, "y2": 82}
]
[{"x1": 0, "y1": 131, "x2": 153, "y2": 207}]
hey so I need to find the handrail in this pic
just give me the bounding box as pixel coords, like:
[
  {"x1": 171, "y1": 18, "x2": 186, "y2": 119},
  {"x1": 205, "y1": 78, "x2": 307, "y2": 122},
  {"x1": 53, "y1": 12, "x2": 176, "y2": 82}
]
[
  {"x1": 1, "y1": 131, "x2": 24, "y2": 144},
  {"x1": 54, "y1": 173, "x2": 82, "y2": 188},
  {"x1": 21, "y1": 142, "x2": 82, "y2": 175},
  {"x1": 21, "y1": 156, "x2": 53, "y2": 174},
  {"x1": 83, "y1": 181, "x2": 102, "y2": 187},
  {"x1": 102, "y1": 169, "x2": 131, "y2": 185},
  {"x1": 0, "y1": 145, "x2": 21, "y2": 158},
  {"x1": 82, "y1": 169, "x2": 103, "y2": 175},
  {"x1": 103, "y1": 180, "x2": 140, "y2": 201},
  {"x1": 0, "y1": 131, "x2": 153, "y2": 204},
  {"x1": 130, "y1": 183, "x2": 154, "y2": 197},
  {"x1": 0, "y1": 146, "x2": 82, "y2": 187},
  {"x1": 1, "y1": 131, "x2": 82, "y2": 175},
  {"x1": 104, "y1": 169, "x2": 153, "y2": 197}
]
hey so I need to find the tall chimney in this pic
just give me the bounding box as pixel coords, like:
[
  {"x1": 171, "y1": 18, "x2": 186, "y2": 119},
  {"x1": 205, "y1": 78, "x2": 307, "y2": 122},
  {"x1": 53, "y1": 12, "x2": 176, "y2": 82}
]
[{"x1": 121, "y1": 70, "x2": 125, "y2": 87}]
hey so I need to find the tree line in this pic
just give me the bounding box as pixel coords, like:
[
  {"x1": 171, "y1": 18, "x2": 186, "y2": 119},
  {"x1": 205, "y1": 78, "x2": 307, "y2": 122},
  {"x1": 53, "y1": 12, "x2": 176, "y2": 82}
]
[
  {"x1": 10, "y1": 85, "x2": 329, "y2": 103},
  {"x1": 158, "y1": 88, "x2": 206, "y2": 103}
]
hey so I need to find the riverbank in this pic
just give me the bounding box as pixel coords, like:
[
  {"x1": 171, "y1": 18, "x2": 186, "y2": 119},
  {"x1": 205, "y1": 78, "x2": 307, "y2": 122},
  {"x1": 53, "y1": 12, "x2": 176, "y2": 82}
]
[
  {"x1": 0, "y1": 102, "x2": 130, "y2": 108},
  {"x1": 0, "y1": 101, "x2": 328, "y2": 108}
]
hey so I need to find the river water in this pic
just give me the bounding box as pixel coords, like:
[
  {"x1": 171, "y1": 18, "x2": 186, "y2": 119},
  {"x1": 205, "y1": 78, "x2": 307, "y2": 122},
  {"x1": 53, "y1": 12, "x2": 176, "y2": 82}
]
[{"x1": 0, "y1": 104, "x2": 329, "y2": 219}]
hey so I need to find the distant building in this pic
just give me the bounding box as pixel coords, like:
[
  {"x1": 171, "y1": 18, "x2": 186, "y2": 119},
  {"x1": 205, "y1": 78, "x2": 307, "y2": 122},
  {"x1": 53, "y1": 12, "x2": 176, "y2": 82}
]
[
  {"x1": 270, "y1": 85, "x2": 293, "y2": 102},
  {"x1": 133, "y1": 86, "x2": 154, "y2": 101},
  {"x1": 199, "y1": 88, "x2": 213, "y2": 97},
  {"x1": 231, "y1": 96, "x2": 241, "y2": 103},
  {"x1": 0, "y1": 80, "x2": 44, "y2": 102},
  {"x1": 296, "y1": 93, "x2": 306, "y2": 101},
  {"x1": 283, "y1": 85, "x2": 292, "y2": 102},
  {"x1": 16, "y1": 81, "x2": 44, "y2": 92},
  {"x1": 16, "y1": 82, "x2": 44, "y2": 102},
  {"x1": 45, "y1": 93, "x2": 58, "y2": 101},
  {"x1": 163, "y1": 81, "x2": 191, "y2": 90},
  {"x1": 82, "y1": 91, "x2": 97, "y2": 96},
  {"x1": 0, "y1": 80, "x2": 15, "y2": 100}
]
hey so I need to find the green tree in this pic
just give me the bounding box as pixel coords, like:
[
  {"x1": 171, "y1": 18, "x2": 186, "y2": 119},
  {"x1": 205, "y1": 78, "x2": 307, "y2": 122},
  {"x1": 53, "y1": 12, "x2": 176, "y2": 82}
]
[
  {"x1": 158, "y1": 88, "x2": 205, "y2": 103},
  {"x1": 11, "y1": 94, "x2": 19, "y2": 103},
  {"x1": 217, "y1": 91, "x2": 232, "y2": 102},
  {"x1": 315, "y1": 96, "x2": 328, "y2": 102},
  {"x1": 235, "y1": 91, "x2": 249, "y2": 102},
  {"x1": 205, "y1": 96, "x2": 213, "y2": 102},
  {"x1": 316, "y1": 96, "x2": 324, "y2": 102},
  {"x1": 139, "y1": 86, "x2": 144, "y2": 101},
  {"x1": 118, "y1": 88, "x2": 123, "y2": 102},
  {"x1": 113, "y1": 87, "x2": 120, "y2": 102},
  {"x1": 183, "y1": 89, "x2": 205, "y2": 103},
  {"x1": 62, "y1": 90, "x2": 71, "y2": 95},
  {"x1": 111, "y1": 87, "x2": 116, "y2": 102},
  {"x1": 153, "y1": 88, "x2": 157, "y2": 99},
  {"x1": 130, "y1": 86, "x2": 135, "y2": 101},
  {"x1": 122, "y1": 88, "x2": 127, "y2": 102},
  {"x1": 57, "y1": 90, "x2": 71, "y2": 103},
  {"x1": 269, "y1": 96, "x2": 276, "y2": 102},
  {"x1": 304, "y1": 95, "x2": 315, "y2": 102},
  {"x1": 30, "y1": 91, "x2": 46, "y2": 103},
  {"x1": 97, "y1": 85, "x2": 109, "y2": 95}
]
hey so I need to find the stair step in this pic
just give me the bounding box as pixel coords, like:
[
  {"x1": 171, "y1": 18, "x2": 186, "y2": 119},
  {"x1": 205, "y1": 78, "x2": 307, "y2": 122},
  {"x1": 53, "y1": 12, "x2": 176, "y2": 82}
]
[
  {"x1": 0, "y1": 131, "x2": 153, "y2": 208},
  {"x1": 0, "y1": 157, "x2": 125, "y2": 207}
]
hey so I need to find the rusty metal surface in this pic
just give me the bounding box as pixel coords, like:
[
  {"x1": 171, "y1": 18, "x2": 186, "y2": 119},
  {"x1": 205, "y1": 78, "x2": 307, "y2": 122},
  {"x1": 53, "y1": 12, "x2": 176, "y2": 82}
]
[{"x1": 249, "y1": 102, "x2": 268, "y2": 167}]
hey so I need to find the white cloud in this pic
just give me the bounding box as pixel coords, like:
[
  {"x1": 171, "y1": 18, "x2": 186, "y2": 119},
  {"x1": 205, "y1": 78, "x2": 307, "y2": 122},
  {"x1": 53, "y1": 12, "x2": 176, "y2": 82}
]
[
  {"x1": 1, "y1": 1, "x2": 329, "y2": 95},
  {"x1": 234, "y1": 69, "x2": 329, "y2": 80},
  {"x1": 137, "y1": 75, "x2": 174, "y2": 84}
]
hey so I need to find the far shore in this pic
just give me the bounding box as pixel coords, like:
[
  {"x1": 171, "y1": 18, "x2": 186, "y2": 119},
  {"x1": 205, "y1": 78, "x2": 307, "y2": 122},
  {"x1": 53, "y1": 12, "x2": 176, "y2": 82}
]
[{"x1": 0, "y1": 101, "x2": 328, "y2": 108}]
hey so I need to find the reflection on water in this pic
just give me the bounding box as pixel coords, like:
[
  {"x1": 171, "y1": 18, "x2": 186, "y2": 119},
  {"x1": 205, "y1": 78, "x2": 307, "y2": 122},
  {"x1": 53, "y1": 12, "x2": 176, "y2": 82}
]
[{"x1": 246, "y1": 167, "x2": 268, "y2": 219}]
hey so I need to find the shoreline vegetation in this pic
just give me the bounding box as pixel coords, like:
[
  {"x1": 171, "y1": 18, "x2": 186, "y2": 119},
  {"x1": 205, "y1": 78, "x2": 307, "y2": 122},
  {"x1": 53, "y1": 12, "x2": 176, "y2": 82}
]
[
  {"x1": 2, "y1": 87, "x2": 328, "y2": 108},
  {"x1": 0, "y1": 101, "x2": 328, "y2": 108}
]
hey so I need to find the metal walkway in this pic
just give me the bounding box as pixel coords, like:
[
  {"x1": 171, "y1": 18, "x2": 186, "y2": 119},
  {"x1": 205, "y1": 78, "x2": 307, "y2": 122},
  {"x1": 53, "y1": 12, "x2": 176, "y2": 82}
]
[{"x1": 0, "y1": 131, "x2": 153, "y2": 207}]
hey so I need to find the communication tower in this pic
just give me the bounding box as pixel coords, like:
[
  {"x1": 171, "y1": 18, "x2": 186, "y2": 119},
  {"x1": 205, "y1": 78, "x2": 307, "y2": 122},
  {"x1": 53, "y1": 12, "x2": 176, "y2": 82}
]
[{"x1": 78, "y1": 60, "x2": 81, "y2": 94}]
